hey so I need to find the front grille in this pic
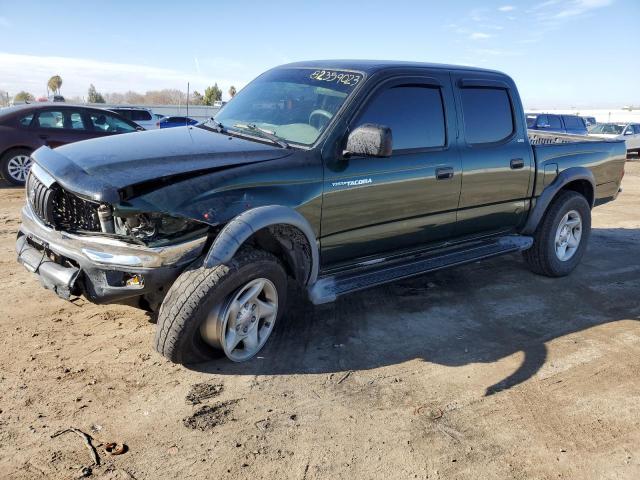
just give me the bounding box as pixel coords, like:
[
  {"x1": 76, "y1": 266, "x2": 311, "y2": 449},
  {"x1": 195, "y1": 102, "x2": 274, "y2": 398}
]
[
  {"x1": 52, "y1": 188, "x2": 101, "y2": 231},
  {"x1": 27, "y1": 173, "x2": 101, "y2": 232}
]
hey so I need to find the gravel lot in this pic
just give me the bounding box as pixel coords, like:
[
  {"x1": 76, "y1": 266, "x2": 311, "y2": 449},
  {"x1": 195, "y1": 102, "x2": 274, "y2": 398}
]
[{"x1": 1, "y1": 161, "x2": 639, "y2": 480}]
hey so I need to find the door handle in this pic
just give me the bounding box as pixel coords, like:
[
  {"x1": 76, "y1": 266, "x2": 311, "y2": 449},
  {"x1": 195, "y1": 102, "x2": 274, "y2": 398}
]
[
  {"x1": 510, "y1": 158, "x2": 525, "y2": 169},
  {"x1": 435, "y1": 167, "x2": 454, "y2": 180},
  {"x1": 39, "y1": 134, "x2": 49, "y2": 140}
]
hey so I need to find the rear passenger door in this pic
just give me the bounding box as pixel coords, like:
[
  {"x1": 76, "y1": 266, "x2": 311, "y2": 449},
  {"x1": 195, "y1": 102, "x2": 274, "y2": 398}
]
[
  {"x1": 320, "y1": 73, "x2": 461, "y2": 266},
  {"x1": 32, "y1": 108, "x2": 92, "y2": 148},
  {"x1": 450, "y1": 73, "x2": 533, "y2": 238}
]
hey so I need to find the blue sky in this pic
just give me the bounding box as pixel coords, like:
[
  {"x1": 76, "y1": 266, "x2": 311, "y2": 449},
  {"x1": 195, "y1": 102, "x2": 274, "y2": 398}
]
[{"x1": 0, "y1": 0, "x2": 638, "y2": 107}]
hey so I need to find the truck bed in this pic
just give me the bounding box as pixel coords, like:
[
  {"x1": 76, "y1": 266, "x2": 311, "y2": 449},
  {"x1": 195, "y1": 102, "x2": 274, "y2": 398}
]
[{"x1": 529, "y1": 130, "x2": 627, "y2": 201}]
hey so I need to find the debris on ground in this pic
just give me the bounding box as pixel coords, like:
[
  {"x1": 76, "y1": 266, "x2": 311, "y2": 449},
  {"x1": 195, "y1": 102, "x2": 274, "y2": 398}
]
[
  {"x1": 185, "y1": 383, "x2": 224, "y2": 405},
  {"x1": 183, "y1": 400, "x2": 238, "y2": 431},
  {"x1": 51, "y1": 427, "x2": 100, "y2": 466}
]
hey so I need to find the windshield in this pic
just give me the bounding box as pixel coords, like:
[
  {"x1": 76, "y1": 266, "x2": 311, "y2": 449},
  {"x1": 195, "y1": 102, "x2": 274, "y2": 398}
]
[
  {"x1": 213, "y1": 67, "x2": 364, "y2": 146},
  {"x1": 589, "y1": 123, "x2": 625, "y2": 134}
]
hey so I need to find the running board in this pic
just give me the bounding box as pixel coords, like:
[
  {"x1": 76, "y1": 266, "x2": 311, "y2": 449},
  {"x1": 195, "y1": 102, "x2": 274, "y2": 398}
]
[{"x1": 308, "y1": 236, "x2": 533, "y2": 305}]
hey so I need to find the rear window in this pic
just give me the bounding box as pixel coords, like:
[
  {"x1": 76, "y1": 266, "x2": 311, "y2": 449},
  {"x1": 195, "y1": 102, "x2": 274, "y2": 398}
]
[
  {"x1": 562, "y1": 115, "x2": 585, "y2": 129},
  {"x1": 460, "y1": 88, "x2": 514, "y2": 144},
  {"x1": 19, "y1": 113, "x2": 34, "y2": 127}
]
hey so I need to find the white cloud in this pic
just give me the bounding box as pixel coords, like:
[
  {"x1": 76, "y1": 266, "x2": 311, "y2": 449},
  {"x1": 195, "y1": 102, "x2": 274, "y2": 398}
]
[
  {"x1": 498, "y1": 5, "x2": 516, "y2": 11},
  {"x1": 0, "y1": 52, "x2": 243, "y2": 98},
  {"x1": 555, "y1": 0, "x2": 614, "y2": 18},
  {"x1": 469, "y1": 32, "x2": 492, "y2": 40}
]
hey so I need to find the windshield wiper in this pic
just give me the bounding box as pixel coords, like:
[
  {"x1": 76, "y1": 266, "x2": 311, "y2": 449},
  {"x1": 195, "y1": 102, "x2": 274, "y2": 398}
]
[
  {"x1": 206, "y1": 118, "x2": 226, "y2": 133},
  {"x1": 232, "y1": 123, "x2": 289, "y2": 149}
]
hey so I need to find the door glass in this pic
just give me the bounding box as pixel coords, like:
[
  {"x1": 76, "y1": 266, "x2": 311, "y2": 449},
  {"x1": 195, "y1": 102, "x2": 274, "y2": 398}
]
[
  {"x1": 548, "y1": 115, "x2": 562, "y2": 129},
  {"x1": 19, "y1": 113, "x2": 34, "y2": 127},
  {"x1": 460, "y1": 88, "x2": 513, "y2": 143},
  {"x1": 36, "y1": 111, "x2": 65, "y2": 129},
  {"x1": 69, "y1": 112, "x2": 86, "y2": 130},
  {"x1": 89, "y1": 113, "x2": 136, "y2": 133},
  {"x1": 356, "y1": 86, "x2": 445, "y2": 150}
]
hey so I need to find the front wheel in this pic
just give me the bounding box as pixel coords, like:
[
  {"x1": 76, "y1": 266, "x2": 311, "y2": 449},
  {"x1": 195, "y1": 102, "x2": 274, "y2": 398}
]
[
  {"x1": 523, "y1": 190, "x2": 591, "y2": 277},
  {"x1": 155, "y1": 248, "x2": 288, "y2": 364}
]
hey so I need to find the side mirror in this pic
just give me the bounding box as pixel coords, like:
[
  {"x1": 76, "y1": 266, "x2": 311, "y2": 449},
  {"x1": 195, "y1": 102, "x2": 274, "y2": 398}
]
[{"x1": 344, "y1": 124, "x2": 392, "y2": 158}]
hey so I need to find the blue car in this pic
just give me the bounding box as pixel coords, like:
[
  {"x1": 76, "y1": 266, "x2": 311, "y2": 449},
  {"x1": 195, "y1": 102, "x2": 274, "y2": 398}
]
[
  {"x1": 525, "y1": 113, "x2": 588, "y2": 135},
  {"x1": 159, "y1": 116, "x2": 198, "y2": 128}
]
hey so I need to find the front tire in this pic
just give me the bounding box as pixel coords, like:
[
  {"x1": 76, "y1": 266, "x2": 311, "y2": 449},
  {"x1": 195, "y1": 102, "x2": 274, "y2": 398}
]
[
  {"x1": 1, "y1": 148, "x2": 33, "y2": 186},
  {"x1": 523, "y1": 190, "x2": 591, "y2": 277},
  {"x1": 155, "y1": 248, "x2": 288, "y2": 364}
]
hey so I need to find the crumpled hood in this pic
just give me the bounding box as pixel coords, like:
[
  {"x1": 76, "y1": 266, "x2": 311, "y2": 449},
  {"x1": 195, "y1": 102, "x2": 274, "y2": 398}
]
[{"x1": 32, "y1": 125, "x2": 291, "y2": 203}]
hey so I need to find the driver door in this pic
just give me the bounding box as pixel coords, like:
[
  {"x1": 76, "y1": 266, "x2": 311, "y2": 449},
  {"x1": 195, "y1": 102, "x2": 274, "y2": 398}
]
[{"x1": 320, "y1": 72, "x2": 461, "y2": 267}]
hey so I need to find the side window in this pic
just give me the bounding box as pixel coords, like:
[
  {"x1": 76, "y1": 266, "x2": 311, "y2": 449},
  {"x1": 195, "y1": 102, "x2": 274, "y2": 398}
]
[
  {"x1": 562, "y1": 116, "x2": 583, "y2": 129},
  {"x1": 634, "y1": 125, "x2": 640, "y2": 134},
  {"x1": 548, "y1": 115, "x2": 562, "y2": 129},
  {"x1": 130, "y1": 110, "x2": 152, "y2": 121},
  {"x1": 36, "y1": 110, "x2": 65, "y2": 129},
  {"x1": 19, "y1": 113, "x2": 34, "y2": 127},
  {"x1": 89, "y1": 112, "x2": 136, "y2": 133},
  {"x1": 69, "y1": 111, "x2": 86, "y2": 130},
  {"x1": 536, "y1": 115, "x2": 549, "y2": 127},
  {"x1": 460, "y1": 88, "x2": 513, "y2": 144},
  {"x1": 356, "y1": 85, "x2": 446, "y2": 150}
]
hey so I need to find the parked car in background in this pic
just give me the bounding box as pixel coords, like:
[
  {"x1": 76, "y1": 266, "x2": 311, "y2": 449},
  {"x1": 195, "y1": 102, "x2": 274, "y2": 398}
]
[
  {"x1": 588, "y1": 123, "x2": 640, "y2": 153},
  {"x1": 48, "y1": 95, "x2": 65, "y2": 103},
  {"x1": 158, "y1": 116, "x2": 198, "y2": 128},
  {"x1": 213, "y1": 100, "x2": 226, "y2": 108},
  {"x1": 0, "y1": 104, "x2": 142, "y2": 185},
  {"x1": 582, "y1": 116, "x2": 597, "y2": 128},
  {"x1": 108, "y1": 107, "x2": 158, "y2": 130},
  {"x1": 526, "y1": 113, "x2": 588, "y2": 135}
]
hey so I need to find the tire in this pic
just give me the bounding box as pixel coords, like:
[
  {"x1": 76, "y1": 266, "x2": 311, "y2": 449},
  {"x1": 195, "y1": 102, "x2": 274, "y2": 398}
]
[
  {"x1": 523, "y1": 190, "x2": 591, "y2": 277},
  {"x1": 155, "y1": 248, "x2": 288, "y2": 364},
  {"x1": 1, "y1": 148, "x2": 33, "y2": 186}
]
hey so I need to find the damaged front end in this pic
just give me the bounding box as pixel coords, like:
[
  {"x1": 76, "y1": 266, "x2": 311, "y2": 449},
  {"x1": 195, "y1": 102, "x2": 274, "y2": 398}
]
[{"x1": 17, "y1": 163, "x2": 210, "y2": 310}]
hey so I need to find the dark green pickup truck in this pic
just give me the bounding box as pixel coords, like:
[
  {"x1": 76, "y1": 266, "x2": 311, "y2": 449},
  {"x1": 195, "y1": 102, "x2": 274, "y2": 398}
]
[{"x1": 16, "y1": 61, "x2": 626, "y2": 364}]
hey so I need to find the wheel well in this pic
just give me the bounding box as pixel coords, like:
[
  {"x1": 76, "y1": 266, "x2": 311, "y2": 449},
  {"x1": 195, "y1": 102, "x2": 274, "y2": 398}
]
[
  {"x1": 248, "y1": 224, "x2": 313, "y2": 285},
  {"x1": 560, "y1": 179, "x2": 594, "y2": 207},
  {"x1": 1, "y1": 146, "x2": 33, "y2": 158}
]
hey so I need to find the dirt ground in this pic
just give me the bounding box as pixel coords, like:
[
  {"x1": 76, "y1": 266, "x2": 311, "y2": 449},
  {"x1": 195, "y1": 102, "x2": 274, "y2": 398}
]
[{"x1": 1, "y1": 162, "x2": 639, "y2": 480}]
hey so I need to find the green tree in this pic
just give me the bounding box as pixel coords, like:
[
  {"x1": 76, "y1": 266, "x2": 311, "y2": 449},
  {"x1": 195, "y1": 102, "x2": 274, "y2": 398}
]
[
  {"x1": 14, "y1": 91, "x2": 35, "y2": 103},
  {"x1": 47, "y1": 75, "x2": 63, "y2": 95},
  {"x1": 203, "y1": 83, "x2": 222, "y2": 105},
  {"x1": 87, "y1": 84, "x2": 105, "y2": 103},
  {"x1": 191, "y1": 90, "x2": 204, "y2": 105},
  {"x1": 228, "y1": 85, "x2": 237, "y2": 98}
]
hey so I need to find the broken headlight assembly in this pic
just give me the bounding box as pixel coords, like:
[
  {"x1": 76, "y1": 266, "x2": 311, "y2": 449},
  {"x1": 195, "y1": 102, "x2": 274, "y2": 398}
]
[{"x1": 114, "y1": 212, "x2": 208, "y2": 245}]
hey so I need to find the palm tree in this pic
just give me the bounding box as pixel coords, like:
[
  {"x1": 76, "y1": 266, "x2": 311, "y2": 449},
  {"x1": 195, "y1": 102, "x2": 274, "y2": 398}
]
[
  {"x1": 47, "y1": 75, "x2": 63, "y2": 96},
  {"x1": 228, "y1": 85, "x2": 237, "y2": 98}
]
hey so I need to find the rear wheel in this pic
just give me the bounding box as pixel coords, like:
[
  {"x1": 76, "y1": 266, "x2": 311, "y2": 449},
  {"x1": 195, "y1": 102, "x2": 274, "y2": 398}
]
[
  {"x1": 523, "y1": 190, "x2": 591, "y2": 277},
  {"x1": 155, "y1": 248, "x2": 287, "y2": 364},
  {"x1": 1, "y1": 148, "x2": 33, "y2": 186}
]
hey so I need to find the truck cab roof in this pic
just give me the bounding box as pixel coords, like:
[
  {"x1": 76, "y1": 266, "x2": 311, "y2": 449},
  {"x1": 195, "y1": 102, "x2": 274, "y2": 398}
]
[{"x1": 280, "y1": 59, "x2": 507, "y2": 76}]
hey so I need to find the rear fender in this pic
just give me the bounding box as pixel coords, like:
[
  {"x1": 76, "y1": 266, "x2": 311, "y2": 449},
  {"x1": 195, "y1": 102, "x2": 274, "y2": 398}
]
[{"x1": 522, "y1": 167, "x2": 595, "y2": 234}]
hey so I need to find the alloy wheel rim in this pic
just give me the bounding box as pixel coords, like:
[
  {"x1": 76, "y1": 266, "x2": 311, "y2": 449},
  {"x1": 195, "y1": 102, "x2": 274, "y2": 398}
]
[
  {"x1": 554, "y1": 209, "x2": 582, "y2": 261},
  {"x1": 6, "y1": 155, "x2": 32, "y2": 182},
  {"x1": 200, "y1": 278, "x2": 278, "y2": 362}
]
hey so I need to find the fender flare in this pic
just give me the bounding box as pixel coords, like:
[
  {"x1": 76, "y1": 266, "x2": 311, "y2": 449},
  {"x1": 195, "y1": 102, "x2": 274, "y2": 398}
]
[
  {"x1": 204, "y1": 205, "x2": 319, "y2": 285},
  {"x1": 522, "y1": 167, "x2": 595, "y2": 235}
]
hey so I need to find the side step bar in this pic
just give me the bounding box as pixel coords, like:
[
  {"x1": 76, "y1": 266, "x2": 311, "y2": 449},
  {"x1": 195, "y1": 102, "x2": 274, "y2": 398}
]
[{"x1": 308, "y1": 236, "x2": 533, "y2": 305}]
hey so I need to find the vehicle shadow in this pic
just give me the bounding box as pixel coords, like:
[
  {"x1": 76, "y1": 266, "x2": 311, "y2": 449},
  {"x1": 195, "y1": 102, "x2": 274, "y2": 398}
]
[{"x1": 187, "y1": 227, "x2": 640, "y2": 395}]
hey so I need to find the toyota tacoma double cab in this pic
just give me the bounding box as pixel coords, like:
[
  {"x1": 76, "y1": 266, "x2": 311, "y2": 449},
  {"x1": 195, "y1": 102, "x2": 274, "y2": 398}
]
[{"x1": 16, "y1": 61, "x2": 626, "y2": 364}]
